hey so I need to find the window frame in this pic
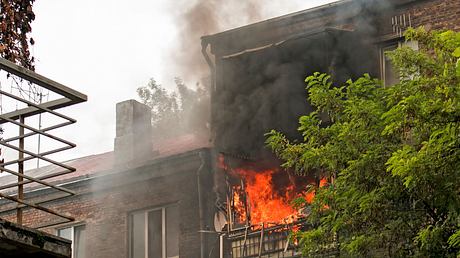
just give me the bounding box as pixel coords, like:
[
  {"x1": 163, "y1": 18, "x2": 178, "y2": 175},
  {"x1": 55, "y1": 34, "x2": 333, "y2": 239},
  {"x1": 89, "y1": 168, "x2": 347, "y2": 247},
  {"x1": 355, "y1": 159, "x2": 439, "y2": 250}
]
[
  {"x1": 380, "y1": 39, "x2": 419, "y2": 87},
  {"x1": 380, "y1": 41, "x2": 400, "y2": 87},
  {"x1": 56, "y1": 223, "x2": 86, "y2": 258},
  {"x1": 128, "y1": 204, "x2": 179, "y2": 258}
]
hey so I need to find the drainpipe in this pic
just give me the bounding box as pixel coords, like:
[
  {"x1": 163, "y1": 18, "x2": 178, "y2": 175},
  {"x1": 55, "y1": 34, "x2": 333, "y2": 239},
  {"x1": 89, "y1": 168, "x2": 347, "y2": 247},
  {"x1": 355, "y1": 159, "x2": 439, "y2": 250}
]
[
  {"x1": 197, "y1": 151, "x2": 206, "y2": 258},
  {"x1": 201, "y1": 39, "x2": 216, "y2": 145},
  {"x1": 201, "y1": 39, "x2": 215, "y2": 91}
]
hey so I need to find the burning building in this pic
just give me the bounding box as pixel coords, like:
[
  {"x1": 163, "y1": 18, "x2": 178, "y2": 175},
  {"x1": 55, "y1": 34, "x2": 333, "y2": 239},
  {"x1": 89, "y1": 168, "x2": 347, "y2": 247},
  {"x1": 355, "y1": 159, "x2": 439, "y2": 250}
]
[
  {"x1": 201, "y1": 0, "x2": 460, "y2": 256},
  {"x1": 0, "y1": 0, "x2": 458, "y2": 258}
]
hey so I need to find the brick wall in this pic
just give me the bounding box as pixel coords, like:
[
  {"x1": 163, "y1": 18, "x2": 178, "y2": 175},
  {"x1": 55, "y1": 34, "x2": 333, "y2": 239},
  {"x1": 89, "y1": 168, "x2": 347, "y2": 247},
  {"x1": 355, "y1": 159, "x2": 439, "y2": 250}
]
[
  {"x1": 376, "y1": 0, "x2": 460, "y2": 37},
  {"x1": 409, "y1": 0, "x2": 460, "y2": 31},
  {"x1": 1, "y1": 149, "x2": 214, "y2": 258}
]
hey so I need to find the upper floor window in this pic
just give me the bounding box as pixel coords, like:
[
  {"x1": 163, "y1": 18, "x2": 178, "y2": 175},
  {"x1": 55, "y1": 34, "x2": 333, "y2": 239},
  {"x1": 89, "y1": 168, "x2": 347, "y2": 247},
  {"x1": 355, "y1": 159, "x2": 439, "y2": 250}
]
[
  {"x1": 57, "y1": 224, "x2": 86, "y2": 258},
  {"x1": 380, "y1": 40, "x2": 419, "y2": 87},
  {"x1": 129, "y1": 205, "x2": 180, "y2": 258}
]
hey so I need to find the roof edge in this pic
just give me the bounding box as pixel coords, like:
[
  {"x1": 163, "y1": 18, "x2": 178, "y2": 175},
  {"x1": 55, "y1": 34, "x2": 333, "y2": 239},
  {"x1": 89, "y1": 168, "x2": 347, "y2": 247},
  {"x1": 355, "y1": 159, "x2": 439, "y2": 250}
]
[{"x1": 201, "y1": 0, "x2": 349, "y2": 42}]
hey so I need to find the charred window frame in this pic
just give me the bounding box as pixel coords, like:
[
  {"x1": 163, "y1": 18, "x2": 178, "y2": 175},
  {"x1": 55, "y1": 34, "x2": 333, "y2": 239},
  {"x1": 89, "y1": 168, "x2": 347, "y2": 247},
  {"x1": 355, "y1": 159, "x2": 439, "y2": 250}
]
[
  {"x1": 56, "y1": 224, "x2": 86, "y2": 258},
  {"x1": 128, "y1": 204, "x2": 180, "y2": 258},
  {"x1": 380, "y1": 40, "x2": 419, "y2": 87}
]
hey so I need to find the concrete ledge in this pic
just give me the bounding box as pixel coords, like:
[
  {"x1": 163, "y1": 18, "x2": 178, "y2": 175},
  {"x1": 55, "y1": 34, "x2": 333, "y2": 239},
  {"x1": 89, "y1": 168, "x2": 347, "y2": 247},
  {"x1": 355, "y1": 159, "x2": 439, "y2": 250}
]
[{"x1": 0, "y1": 219, "x2": 71, "y2": 258}]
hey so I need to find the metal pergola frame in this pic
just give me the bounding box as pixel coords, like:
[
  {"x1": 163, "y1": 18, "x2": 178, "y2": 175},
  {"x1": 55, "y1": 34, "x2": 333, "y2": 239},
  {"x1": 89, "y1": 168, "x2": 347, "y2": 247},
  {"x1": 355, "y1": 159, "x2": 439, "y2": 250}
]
[{"x1": 0, "y1": 57, "x2": 87, "y2": 228}]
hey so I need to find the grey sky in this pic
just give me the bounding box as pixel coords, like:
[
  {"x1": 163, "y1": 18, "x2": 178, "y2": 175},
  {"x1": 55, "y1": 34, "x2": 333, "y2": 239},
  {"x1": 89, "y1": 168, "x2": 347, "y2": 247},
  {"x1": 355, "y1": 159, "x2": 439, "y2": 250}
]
[{"x1": 30, "y1": 0, "x2": 338, "y2": 162}]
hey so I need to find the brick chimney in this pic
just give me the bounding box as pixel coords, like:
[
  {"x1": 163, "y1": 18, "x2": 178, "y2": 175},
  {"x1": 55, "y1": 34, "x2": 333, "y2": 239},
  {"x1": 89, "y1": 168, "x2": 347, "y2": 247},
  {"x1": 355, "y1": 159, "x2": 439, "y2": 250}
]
[{"x1": 114, "y1": 100, "x2": 153, "y2": 166}]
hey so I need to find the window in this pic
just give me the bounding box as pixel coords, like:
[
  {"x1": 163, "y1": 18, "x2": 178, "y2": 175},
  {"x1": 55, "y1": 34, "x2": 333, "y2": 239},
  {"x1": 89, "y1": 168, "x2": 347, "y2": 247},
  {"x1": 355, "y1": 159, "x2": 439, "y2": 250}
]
[
  {"x1": 380, "y1": 40, "x2": 419, "y2": 87},
  {"x1": 129, "y1": 205, "x2": 179, "y2": 258},
  {"x1": 57, "y1": 224, "x2": 86, "y2": 258},
  {"x1": 381, "y1": 43, "x2": 399, "y2": 87}
]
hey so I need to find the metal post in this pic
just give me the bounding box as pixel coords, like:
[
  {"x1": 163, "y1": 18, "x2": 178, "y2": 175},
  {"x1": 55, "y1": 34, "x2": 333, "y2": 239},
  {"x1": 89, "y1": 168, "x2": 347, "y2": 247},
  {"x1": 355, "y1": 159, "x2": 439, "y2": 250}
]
[
  {"x1": 219, "y1": 234, "x2": 224, "y2": 258},
  {"x1": 17, "y1": 115, "x2": 24, "y2": 225},
  {"x1": 241, "y1": 226, "x2": 249, "y2": 257},
  {"x1": 258, "y1": 223, "x2": 264, "y2": 258}
]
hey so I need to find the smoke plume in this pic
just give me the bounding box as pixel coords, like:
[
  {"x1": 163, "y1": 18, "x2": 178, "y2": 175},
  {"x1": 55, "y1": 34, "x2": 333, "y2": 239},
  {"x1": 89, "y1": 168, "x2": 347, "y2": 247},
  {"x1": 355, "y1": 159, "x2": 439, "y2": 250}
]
[{"x1": 168, "y1": 0, "x2": 321, "y2": 84}]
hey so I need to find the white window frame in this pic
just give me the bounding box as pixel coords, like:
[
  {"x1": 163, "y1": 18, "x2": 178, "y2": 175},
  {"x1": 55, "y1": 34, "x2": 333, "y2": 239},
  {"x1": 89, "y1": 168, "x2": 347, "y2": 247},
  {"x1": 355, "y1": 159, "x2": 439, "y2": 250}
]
[
  {"x1": 56, "y1": 223, "x2": 86, "y2": 258},
  {"x1": 380, "y1": 40, "x2": 419, "y2": 87},
  {"x1": 128, "y1": 204, "x2": 179, "y2": 258},
  {"x1": 380, "y1": 43, "x2": 399, "y2": 87}
]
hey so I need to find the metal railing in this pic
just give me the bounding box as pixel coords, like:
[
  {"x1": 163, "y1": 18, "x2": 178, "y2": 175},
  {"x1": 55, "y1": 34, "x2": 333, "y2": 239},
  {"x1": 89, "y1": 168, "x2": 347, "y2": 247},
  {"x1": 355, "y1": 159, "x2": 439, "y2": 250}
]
[
  {"x1": 226, "y1": 223, "x2": 302, "y2": 258},
  {"x1": 0, "y1": 57, "x2": 87, "y2": 228}
]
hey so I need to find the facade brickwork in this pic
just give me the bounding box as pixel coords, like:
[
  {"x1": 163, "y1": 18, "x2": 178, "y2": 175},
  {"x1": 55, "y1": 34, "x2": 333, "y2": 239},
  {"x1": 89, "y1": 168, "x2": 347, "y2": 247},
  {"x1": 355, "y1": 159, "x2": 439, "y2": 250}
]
[{"x1": 1, "y1": 150, "x2": 214, "y2": 258}]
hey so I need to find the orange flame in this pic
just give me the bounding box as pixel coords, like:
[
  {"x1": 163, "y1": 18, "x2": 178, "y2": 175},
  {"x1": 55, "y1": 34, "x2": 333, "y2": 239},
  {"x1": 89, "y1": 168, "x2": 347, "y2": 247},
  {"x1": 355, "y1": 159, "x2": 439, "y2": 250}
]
[
  {"x1": 219, "y1": 155, "x2": 327, "y2": 227},
  {"x1": 234, "y1": 169, "x2": 298, "y2": 225}
]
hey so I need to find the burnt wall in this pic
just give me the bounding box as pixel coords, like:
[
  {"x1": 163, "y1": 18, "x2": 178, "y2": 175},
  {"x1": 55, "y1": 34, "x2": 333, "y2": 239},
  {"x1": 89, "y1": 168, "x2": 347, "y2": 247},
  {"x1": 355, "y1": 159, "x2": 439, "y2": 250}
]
[
  {"x1": 209, "y1": 0, "x2": 460, "y2": 160},
  {"x1": 213, "y1": 29, "x2": 378, "y2": 159}
]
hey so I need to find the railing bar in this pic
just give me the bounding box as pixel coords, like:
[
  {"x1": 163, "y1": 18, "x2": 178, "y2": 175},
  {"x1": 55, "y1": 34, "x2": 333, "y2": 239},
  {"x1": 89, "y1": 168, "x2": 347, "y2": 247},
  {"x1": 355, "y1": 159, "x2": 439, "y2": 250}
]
[
  {"x1": 0, "y1": 166, "x2": 75, "y2": 195},
  {"x1": 0, "y1": 90, "x2": 77, "y2": 122},
  {"x1": 258, "y1": 223, "x2": 265, "y2": 257},
  {"x1": 0, "y1": 193, "x2": 73, "y2": 213},
  {"x1": 0, "y1": 116, "x2": 76, "y2": 147},
  {"x1": 1, "y1": 145, "x2": 72, "y2": 167},
  {"x1": 17, "y1": 115, "x2": 24, "y2": 225},
  {"x1": 35, "y1": 219, "x2": 75, "y2": 230},
  {"x1": 0, "y1": 168, "x2": 74, "y2": 191},
  {"x1": 0, "y1": 58, "x2": 87, "y2": 103},
  {"x1": 0, "y1": 192, "x2": 74, "y2": 221},
  {"x1": 3, "y1": 120, "x2": 74, "y2": 143},
  {"x1": 0, "y1": 141, "x2": 75, "y2": 171}
]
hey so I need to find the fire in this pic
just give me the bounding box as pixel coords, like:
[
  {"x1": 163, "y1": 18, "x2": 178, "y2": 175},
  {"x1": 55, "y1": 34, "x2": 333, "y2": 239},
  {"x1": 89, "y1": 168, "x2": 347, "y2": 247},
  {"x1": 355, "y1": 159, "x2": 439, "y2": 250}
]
[
  {"x1": 219, "y1": 155, "x2": 326, "y2": 227},
  {"x1": 234, "y1": 168, "x2": 298, "y2": 225}
]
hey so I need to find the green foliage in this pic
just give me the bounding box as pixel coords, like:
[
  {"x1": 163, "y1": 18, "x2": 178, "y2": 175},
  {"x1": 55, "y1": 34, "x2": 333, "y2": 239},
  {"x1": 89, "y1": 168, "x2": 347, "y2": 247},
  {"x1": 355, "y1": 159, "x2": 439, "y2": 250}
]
[
  {"x1": 137, "y1": 77, "x2": 209, "y2": 139},
  {"x1": 266, "y1": 28, "x2": 460, "y2": 257}
]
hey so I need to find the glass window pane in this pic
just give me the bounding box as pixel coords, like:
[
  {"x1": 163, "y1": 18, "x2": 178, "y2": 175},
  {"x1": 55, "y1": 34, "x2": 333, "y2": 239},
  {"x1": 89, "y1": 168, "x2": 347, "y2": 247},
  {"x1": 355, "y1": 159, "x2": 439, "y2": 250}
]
[
  {"x1": 74, "y1": 225, "x2": 86, "y2": 258},
  {"x1": 148, "y1": 210, "x2": 163, "y2": 258},
  {"x1": 383, "y1": 45, "x2": 399, "y2": 87},
  {"x1": 58, "y1": 227, "x2": 72, "y2": 240},
  {"x1": 166, "y1": 206, "x2": 179, "y2": 258},
  {"x1": 132, "y1": 211, "x2": 146, "y2": 258}
]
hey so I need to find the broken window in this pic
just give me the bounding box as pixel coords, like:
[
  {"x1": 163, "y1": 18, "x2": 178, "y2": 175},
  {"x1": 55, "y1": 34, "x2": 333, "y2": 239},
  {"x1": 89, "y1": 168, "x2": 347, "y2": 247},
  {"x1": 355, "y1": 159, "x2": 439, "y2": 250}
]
[
  {"x1": 129, "y1": 205, "x2": 179, "y2": 258},
  {"x1": 57, "y1": 224, "x2": 86, "y2": 258}
]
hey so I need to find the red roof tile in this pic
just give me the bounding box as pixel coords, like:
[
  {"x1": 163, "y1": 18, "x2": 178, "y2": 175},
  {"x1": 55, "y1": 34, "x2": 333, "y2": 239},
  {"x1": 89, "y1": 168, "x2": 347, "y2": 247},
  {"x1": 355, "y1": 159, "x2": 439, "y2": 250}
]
[{"x1": 0, "y1": 134, "x2": 210, "y2": 189}]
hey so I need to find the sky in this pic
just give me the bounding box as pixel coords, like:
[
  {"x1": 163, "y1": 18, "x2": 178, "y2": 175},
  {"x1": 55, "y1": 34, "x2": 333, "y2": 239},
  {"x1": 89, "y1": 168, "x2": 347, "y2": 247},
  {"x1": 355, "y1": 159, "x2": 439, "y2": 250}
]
[{"x1": 26, "y1": 0, "x2": 339, "y2": 164}]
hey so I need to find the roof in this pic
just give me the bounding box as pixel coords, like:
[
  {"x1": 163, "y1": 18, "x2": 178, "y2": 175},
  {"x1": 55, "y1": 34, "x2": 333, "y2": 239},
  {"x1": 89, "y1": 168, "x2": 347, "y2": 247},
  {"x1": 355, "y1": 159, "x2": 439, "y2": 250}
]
[
  {"x1": 202, "y1": 0, "x2": 422, "y2": 56},
  {"x1": 0, "y1": 133, "x2": 210, "y2": 191},
  {"x1": 203, "y1": 0, "x2": 348, "y2": 41}
]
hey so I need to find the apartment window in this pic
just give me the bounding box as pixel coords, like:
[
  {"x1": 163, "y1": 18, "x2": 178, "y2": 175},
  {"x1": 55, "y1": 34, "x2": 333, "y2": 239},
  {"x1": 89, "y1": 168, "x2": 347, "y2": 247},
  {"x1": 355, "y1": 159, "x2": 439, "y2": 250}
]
[
  {"x1": 129, "y1": 205, "x2": 180, "y2": 258},
  {"x1": 381, "y1": 40, "x2": 419, "y2": 87},
  {"x1": 57, "y1": 224, "x2": 86, "y2": 258}
]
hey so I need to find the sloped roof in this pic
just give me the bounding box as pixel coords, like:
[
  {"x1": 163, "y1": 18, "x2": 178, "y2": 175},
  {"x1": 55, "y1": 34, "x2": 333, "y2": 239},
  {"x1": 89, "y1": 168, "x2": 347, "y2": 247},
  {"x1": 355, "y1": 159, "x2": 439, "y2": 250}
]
[{"x1": 0, "y1": 134, "x2": 210, "y2": 190}]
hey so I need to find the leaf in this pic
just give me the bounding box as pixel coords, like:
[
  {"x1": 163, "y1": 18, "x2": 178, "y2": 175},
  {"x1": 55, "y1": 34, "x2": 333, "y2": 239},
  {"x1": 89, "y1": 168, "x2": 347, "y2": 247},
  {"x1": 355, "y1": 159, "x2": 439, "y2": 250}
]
[
  {"x1": 448, "y1": 230, "x2": 460, "y2": 248},
  {"x1": 456, "y1": 59, "x2": 460, "y2": 77},
  {"x1": 453, "y1": 47, "x2": 460, "y2": 57}
]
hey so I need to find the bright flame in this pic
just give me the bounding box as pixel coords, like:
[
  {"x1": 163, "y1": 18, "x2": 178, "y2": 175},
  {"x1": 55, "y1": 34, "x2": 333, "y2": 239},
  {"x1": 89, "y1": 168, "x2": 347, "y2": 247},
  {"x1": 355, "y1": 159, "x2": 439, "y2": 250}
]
[
  {"x1": 219, "y1": 155, "x2": 327, "y2": 227},
  {"x1": 233, "y1": 169, "x2": 299, "y2": 225}
]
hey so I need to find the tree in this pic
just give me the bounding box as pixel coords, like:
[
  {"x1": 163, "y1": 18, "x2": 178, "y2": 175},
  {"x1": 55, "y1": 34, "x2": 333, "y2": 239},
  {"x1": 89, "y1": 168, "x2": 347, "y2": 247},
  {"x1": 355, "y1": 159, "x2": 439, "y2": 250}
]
[
  {"x1": 266, "y1": 28, "x2": 460, "y2": 257},
  {"x1": 0, "y1": 0, "x2": 35, "y2": 70},
  {"x1": 136, "y1": 77, "x2": 209, "y2": 139}
]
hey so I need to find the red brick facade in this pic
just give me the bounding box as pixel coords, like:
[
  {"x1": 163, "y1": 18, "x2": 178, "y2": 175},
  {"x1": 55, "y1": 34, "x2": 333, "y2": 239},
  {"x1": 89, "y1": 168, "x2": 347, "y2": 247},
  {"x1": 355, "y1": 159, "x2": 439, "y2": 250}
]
[{"x1": 1, "y1": 150, "x2": 215, "y2": 258}]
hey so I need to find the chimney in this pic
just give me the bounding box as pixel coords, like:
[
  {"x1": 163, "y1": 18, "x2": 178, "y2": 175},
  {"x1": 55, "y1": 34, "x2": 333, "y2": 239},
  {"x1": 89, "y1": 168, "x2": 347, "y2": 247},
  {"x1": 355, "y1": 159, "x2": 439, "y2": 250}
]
[{"x1": 114, "y1": 100, "x2": 153, "y2": 166}]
